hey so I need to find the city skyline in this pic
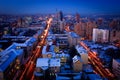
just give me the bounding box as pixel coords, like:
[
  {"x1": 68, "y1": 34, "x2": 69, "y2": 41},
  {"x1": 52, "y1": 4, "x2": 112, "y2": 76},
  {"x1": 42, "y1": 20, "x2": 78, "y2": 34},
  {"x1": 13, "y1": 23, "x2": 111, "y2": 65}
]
[{"x1": 0, "y1": 0, "x2": 120, "y2": 15}]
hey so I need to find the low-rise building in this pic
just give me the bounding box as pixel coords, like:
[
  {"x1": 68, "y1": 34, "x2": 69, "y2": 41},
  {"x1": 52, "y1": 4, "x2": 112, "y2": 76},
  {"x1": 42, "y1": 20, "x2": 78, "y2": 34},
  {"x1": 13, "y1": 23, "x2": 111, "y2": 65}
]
[
  {"x1": 76, "y1": 45, "x2": 88, "y2": 64},
  {"x1": 73, "y1": 55, "x2": 83, "y2": 72},
  {"x1": 49, "y1": 58, "x2": 61, "y2": 73},
  {"x1": 35, "y1": 58, "x2": 61, "y2": 80},
  {"x1": 0, "y1": 47, "x2": 24, "y2": 80},
  {"x1": 112, "y1": 59, "x2": 120, "y2": 79}
]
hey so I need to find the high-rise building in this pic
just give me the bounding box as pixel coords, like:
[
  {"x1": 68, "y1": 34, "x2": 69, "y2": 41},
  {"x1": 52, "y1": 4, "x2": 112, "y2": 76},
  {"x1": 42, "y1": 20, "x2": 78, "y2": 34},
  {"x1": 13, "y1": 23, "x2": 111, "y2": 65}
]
[
  {"x1": 86, "y1": 21, "x2": 97, "y2": 40},
  {"x1": 97, "y1": 18, "x2": 103, "y2": 26},
  {"x1": 17, "y1": 18, "x2": 26, "y2": 27},
  {"x1": 58, "y1": 11, "x2": 63, "y2": 21},
  {"x1": 110, "y1": 30, "x2": 120, "y2": 42},
  {"x1": 92, "y1": 28, "x2": 109, "y2": 43},
  {"x1": 76, "y1": 13, "x2": 80, "y2": 23},
  {"x1": 74, "y1": 22, "x2": 87, "y2": 37}
]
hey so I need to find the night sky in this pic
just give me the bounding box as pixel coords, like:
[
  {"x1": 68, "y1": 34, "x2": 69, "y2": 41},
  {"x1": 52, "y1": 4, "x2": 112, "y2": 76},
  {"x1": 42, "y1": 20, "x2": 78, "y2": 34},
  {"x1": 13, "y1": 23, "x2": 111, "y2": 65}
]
[{"x1": 0, "y1": 0, "x2": 120, "y2": 15}]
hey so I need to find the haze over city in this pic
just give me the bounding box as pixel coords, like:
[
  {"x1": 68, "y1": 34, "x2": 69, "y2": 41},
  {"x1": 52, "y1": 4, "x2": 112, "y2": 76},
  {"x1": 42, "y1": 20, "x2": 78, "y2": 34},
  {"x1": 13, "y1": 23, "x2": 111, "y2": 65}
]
[{"x1": 0, "y1": 0, "x2": 120, "y2": 15}]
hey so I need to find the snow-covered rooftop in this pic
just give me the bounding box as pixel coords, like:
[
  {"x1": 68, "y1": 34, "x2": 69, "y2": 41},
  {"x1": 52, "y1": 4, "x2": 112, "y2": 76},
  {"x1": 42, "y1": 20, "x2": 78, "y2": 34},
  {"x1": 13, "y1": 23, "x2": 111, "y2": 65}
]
[
  {"x1": 89, "y1": 44, "x2": 102, "y2": 49},
  {"x1": 0, "y1": 49, "x2": 17, "y2": 72},
  {"x1": 76, "y1": 45, "x2": 87, "y2": 54},
  {"x1": 69, "y1": 32, "x2": 79, "y2": 38},
  {"x1": 49, "y1": 58, "x2": 61, "y2": 67},
  {"x1": 42, "y1": 46, "x2": 47, "y2": 54},
  {"x1": 56, "y1": 76, "x2": 71, "y2": 80},
  {"x1": 72, "y1": 55, "x2": 82, "y2": 63},
  {"x1": 102, "y1": 45, "x2": 117, "y2": 51},
  {"x1": 36, "y1": 58, "x2": 49, "y2": 67},
  {"x1": 87, "y1": 74, "x2": 102, "y2": 80},
  {"x1": 47, "y1": 41, "x2": 53, "y2": 45}
]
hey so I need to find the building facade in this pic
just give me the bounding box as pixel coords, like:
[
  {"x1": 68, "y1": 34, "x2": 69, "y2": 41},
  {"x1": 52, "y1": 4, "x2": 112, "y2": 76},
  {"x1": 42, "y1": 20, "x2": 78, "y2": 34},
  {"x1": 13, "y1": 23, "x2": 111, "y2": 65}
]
[{"x1": 112, "y1": 59, "x2": 120, "y2": 79}]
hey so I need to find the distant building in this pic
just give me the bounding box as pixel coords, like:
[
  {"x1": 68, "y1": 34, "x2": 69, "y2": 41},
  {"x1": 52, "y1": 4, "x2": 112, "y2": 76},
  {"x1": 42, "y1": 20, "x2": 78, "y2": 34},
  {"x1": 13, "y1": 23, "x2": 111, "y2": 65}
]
[
  {"x1": 60, "y1": 21, "x2": 65, "y2": 31},
  {"x1": 17, "y1": 18, "x2": 26, "y2": 27},
  {"x1": 74, "y1": 21, "x2": 97, "y2": 40},
  {"x1": 93, "y1": 28, "x2": 109, "y2": 43},
  {"x1": 73, "y1": 55, "x2": 83, "y2": 72},
  {"x1": 76, "y1": 13, "x2": 80, "y2": 23},
  {"x1": 68, "y1": 32, "x2": 80, "y2": 47},
  {"x1": 86, "y1": 21, "x2": 97, "y2": 40},
  {"x1": 110, "y1": 30, "x2": 120, "y2": 42},
  {"x1": 58, "y1": 11, "x2": 63, "y2": 21},
  {"x1": 74, "y1": 22, "x2": 86, "y2": 37},
  {"x1": 112, "y1": 59, "x2": 120, "y2": 79}
]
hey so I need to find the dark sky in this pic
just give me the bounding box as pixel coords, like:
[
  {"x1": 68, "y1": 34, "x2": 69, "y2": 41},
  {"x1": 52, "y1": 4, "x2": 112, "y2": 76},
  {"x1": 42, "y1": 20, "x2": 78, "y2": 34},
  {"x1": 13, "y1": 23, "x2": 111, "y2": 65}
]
[{"x1": 0, "y1": 0, "x2": 120, "y2": 15}]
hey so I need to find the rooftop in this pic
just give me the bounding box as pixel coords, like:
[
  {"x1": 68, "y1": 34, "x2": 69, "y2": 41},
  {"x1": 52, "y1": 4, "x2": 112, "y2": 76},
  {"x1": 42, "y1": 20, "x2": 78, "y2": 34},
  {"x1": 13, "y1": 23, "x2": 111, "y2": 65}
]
[
  {"x1": 72, "y1": 55, "x2": 83, "y2": 63},
  {"x1": 0, "y1": 49, "x2": 17, "y2": 72},
  {"x1": 49, "y1": 58, "x2": 61, "y2": 67},
  {"x1": 87, "y1": 74, "x2": 102, "y2": 80},
  {"x1": 76, "y1": 45, "x2": 87, "y2": 54},
  {"x1": 36, "y1": 58, "x2": 49, "y2": 67},
  {"x1": 69, "y1": 32, "x2": 80, "y2": 38}
]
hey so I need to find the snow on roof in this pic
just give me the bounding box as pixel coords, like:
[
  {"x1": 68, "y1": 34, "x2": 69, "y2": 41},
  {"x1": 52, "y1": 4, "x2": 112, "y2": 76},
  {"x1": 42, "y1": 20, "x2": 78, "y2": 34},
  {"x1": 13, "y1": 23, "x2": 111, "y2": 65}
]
[
  {"x1": 55, "y1": 53, "x2": 70, "y2": 58},
  {"x1": 69, "y1": 32, "x2": 79, "y2": 38},
  {"x1": 76, "y1": 45, "x2": 87, "y2": 54},
  {"x1": 14, "y1": 43, "x2": 27, "y2": 47},
  {"x1": 36, "y1": 58, "x2": 49, "y2": 67},
  {"x1": 48, "y1": 41, "x2": 53, "y2": 45},
  {"x1": 37, "y1": 30, "x2": 42, "y2": 35},
  {"x1": 42, "y1": 46, "x2": 47, "y2": 54},
  {"x1": 49, "y1": 45, "x2": 54, "y2": 52},
  {"x1": 72, "y1": 55, "x2": 82, "y2": 63},
  {"x1": 87, "y1": 74, "x2": 102, "y2": 80},
  {"x1": 2, "y1": 35, "x2": 26, "y2": 39},
  {"x1": 102, "y1": 45, "x2": 117, "y2": 50},
  {"x1": 24, "y1": 37, "x2": 36, "y2": 46},
  {"x1": 12, "y1": 37, "x2": 36, "y2": 47},
  {"x1": 49, "y1": 58, "x2": 61, "y2": 67},
  {"x1": 0, "y1": 50, "x2": 17, "y2": 72},
  {"x1": 1, "y1": 37, "x2": 36, "y2": 54},
  {"x1": 73, "y1": 73, "x2": 82, "y2": 80},
  {"x1": 47, "y1": 35, "x2": 53, "y2": 39},
  {"x1": 51, "y1": 52, "x2": 56, "y2": 58},
  {"x1": 84, "y1": 69, "x2": 93, "y2": 73},
  {"x1": 47, "y1": 35, "x2": 55, "y2": 40},
  {"x1": 90, "y1": 44, "x2": 99, "y2": 49},
  {"x1": 115, "y1": 59, "x2": 120, "y2": 63},
  {"x1": 5, "y1": 43, "x2": 16, "y2": 51},
  {"x1": 56, "y1": 76, "x2": 71, "y2": 80},
  {"x1": 0, "y1": 43, "x2": 23, "y2": 56}
]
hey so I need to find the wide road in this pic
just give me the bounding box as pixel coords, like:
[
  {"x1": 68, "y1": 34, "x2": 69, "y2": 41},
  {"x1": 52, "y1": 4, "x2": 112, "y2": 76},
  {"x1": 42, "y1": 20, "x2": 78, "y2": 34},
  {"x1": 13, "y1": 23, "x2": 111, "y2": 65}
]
[
  {"x1": 80, "y1": 41, "x2": 115, "y2": 80},
  {"x1": 15, "y1": 18, "x2": 53, "y2": 80}
]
